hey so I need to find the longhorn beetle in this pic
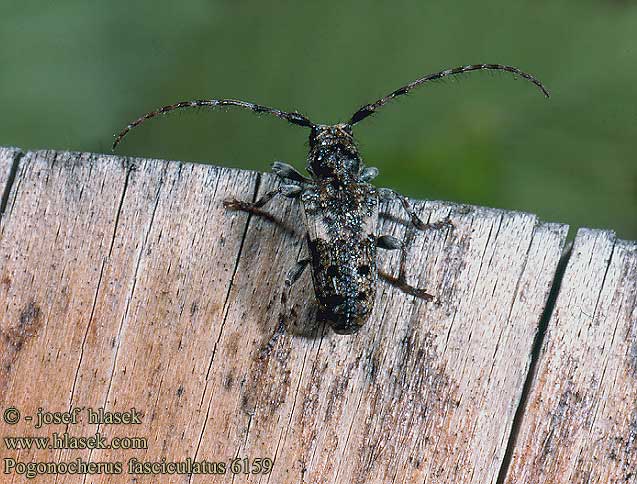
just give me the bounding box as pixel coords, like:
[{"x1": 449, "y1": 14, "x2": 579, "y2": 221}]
[{"x1": 113, "y1": 63, "x2": 549, "y2": 334}]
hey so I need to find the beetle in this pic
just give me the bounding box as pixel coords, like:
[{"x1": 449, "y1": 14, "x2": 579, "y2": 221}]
[{"x1": 113, "y1": 63, "x2": 549, "y2": 334}]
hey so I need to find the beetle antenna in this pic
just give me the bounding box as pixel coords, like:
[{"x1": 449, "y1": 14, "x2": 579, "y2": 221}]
[
  {"x1": 113, "y1": 99, "x2": 315, "y2": 150},
  {"x1": 349, "y1": 64, "x2": 549, "y2": 125}
]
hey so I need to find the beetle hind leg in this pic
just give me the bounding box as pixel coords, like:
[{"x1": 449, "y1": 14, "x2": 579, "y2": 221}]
[
  {"x1": 377, "y1": 234, "x2": 435, "y2": 302},
  {"x1": 378, "y1": 271, "x2": 434, "y2": 301}
]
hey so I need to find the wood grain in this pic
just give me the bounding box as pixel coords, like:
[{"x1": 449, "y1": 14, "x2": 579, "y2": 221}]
[
  {"x1": 0, "y1": 147, "x2": 608, "y2": 484},
  {"x1": 0, "y1": 147, "x2": 21, "y2": 214},
  {"x1": 196, "y1": 190, "x2": 568, "y2": 484},
  {"x1": 503, "y1": 229, "x2": 637, "y2": 484},
  {"x1": 0, "y1": 149, "x2": 256, "y2": 484}
]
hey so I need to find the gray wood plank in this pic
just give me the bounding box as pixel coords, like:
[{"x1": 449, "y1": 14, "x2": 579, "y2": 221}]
[
  {"x1": 190, "y1": 181, "x2": 567, "y2": 484},
  {"x1": 0, "y1": 148, "x2": 570, "y2": 484},
  {"x1": 0, "y1": 149, "x2": 257, "y2": 484},
  {"x1": 504, "y1": 229, "x2": 637, "y2": 484},
  {"x1": 0, "y1": 146, "x2": 22, "y2": 214}
]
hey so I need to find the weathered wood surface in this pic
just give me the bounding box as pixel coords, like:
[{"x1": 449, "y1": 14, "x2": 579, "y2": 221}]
[
  {"x1": 504, "y1": 229, "x2": 637, "y2": 484},
  {"x1": 0, "y1": 147, "x2": 20, "y2": 214},
  {"x1": 0, "y1": 147, "x2": 633, "y2": 484}
]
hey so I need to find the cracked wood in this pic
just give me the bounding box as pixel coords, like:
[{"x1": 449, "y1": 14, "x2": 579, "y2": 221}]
[
  {"x1": 503, "y1": 229, "x2": 637, "y2": 484},
  {"x1": 0, "y1": 147, "x2": 630, "y2": 484},
  {"x1": 0, "y1": 147, "x2": 21, "y2": 215}
]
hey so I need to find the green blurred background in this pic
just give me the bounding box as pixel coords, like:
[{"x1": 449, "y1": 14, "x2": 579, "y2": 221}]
[{"x1": 1, "y1": 0, "x2": 635, "y2": 238}]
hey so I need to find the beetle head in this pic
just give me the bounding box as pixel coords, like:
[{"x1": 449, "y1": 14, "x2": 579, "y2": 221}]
[{"x1": 307, "y1": 124, "x2": 361, "y2": 182}]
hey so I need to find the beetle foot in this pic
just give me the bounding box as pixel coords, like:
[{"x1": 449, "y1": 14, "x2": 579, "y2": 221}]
[
  {"x1": 415, "y1": 216, "x2": 454, "y2": 232},
  {"x1": 223, "y1": 197, "x2": 250, "y2": 211},
  {"x1": 379, "y1": 271, "x2": 435, "y2": 302}
]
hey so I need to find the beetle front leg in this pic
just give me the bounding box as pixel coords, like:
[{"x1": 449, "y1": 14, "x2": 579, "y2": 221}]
[
  {"x1": 224, "y1": 159, "x2": 307, "y2": 213},
  {"x1": 223, "y1": 183, "x2": 304, "y2": 238},
  {"x1": 271, "y1": 161, "x2": 313, "y2": 184},
  {"x1": 378, "y1": 188, "x2": 453, "y2": 231},
  {"x1": 376, "y1": 234, "x2": 434, "y2": 301},
  {"x1": 224, "y1": 183, "x2": 302, "y2": 212}
]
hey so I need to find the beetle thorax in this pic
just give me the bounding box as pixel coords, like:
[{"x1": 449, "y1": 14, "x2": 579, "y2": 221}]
[{"x1": 307, "y1": 124, "x2": 361, "y2": 183}]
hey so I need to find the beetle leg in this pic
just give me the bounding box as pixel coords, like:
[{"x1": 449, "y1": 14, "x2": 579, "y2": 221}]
[
  {"x1": 277, "y1": 257, "x2": 311, "y2": 334},
  {"x1": 378, "y1": 188, "x2": 453, "y2": 232},
  {"x1": 223, "y1": 185, "x2": 303, "y2": 238},
  {"x1": 379, "y1": 271, "x2": 434, "y2": 301},
  {"x1": 377, "y1": 233, "x2": 434, "y2": 301},
  {"x1": 378, "y1": 188, "x2": 427, "y2": 230},
  {"x1": 360, "y1": 166, "x2": 379, "y2": 182},
  {"x1": 376, "y1": 234, "x2": 402, "y2": 250},
  {"x1": 271, "y1": 161, "x2": 313, "y2": 184},
  {"x1": 285, "y1": 258, "x2": 311, "y2": 287},
  {"x1": 224, "y1": 183, "x2": 302, "y2": 212}
]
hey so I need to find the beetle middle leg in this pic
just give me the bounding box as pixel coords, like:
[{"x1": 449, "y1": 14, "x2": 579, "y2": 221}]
[
  {"x1": 281, "y1": 257, "x2": 311, "y2": 317},
  {"x1": 279, "y1": 257, "x2": 320, "y2": 336},
  {"x1": 285, "y1": 257, "x2": 311, "y2": 287},
  {"x1": 378, "y1": 188, "x2": 453, "y2": 232},
  {"x1": 377, "y1": 234, "x2": 434, "y2": 301}
]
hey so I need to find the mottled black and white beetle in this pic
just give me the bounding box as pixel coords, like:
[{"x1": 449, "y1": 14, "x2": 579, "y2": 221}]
[{"x1": 114, "y1": 64, "x2": 549, "y2": 334}]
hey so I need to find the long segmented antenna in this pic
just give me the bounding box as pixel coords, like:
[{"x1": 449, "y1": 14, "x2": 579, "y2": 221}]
[
  {"x1": 113, "y1": 99, "x2": 315, "y2": 150},
  {"x1": 349, "y1": 63, "x2": 549, "y2": 125}
]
